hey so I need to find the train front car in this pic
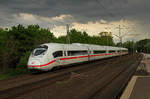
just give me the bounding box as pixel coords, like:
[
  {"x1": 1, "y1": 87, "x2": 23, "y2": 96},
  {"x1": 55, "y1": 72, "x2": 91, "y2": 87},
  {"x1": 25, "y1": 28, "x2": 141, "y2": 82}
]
[{"x1": 27, "y1": 44, "x2": 53, "y2": 72}]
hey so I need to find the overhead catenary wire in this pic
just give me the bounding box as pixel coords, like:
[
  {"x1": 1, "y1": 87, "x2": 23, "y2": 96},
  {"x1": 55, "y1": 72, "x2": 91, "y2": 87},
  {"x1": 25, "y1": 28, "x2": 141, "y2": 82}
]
[
  {"x1": 95, "y1": 0, "x2": 115, "y2": 17},
  {"x1": 95, "y1": 0, "x2": 127, "y2": 23}
]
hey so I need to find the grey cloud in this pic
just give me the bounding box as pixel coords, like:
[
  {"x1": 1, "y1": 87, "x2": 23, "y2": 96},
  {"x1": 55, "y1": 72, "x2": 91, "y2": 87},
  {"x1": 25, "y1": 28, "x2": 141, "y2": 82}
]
[
  {"x1": 0, "y1": 0, "x2": 150, "y2": 41},
  {"x1": 0, "y1": 0, "x2": 130, "y2": 19}
]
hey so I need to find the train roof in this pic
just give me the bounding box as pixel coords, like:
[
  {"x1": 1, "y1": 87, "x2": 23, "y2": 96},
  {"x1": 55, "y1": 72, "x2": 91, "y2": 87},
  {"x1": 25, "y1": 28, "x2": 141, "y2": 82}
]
[{"x1": 42, "y1": 43, "x2": 128, "y2": 51}]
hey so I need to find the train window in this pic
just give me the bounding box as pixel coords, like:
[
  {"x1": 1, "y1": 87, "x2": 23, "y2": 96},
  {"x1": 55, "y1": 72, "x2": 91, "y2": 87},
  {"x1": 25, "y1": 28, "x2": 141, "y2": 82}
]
[
  {"x1": 109, "y1": 50, "x2": 116, "y2": 53},
  {"x1": 93, "y1": 50, "x2": 106, "y2": 54},
  {"x1": 32, "y1": 45, "x2": 48, "y2": 56},
  {"x1": 117, "y1": 50, "x2": 127, "y2": 52},
  {"x1": 122, "y1": 50, "x2": 127, "y2": 52},
  {"x1": 67, "y1": 50, "x2": 87, "y2": 56},
  {"x1": 53, "y1": 51, "x2": 63, "y2": 58},
  {"x1": 88, "y1": 50, "x2": 92, "y2": 54}
]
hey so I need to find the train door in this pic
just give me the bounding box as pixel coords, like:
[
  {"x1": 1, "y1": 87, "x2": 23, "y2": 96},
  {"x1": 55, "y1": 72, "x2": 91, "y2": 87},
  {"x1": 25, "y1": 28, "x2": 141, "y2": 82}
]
[
  {"x1": 61, "y1": 45, "x2": 67, "y2": 65},
  {"x1": 55, "y1": 57, "x2": 60, "y2": 65},
  {"x1": 62, "y1": 50, "x2": 67, "y2": 65},
  {"x1": 53, "y1": 50, "x2": 63, "y2": 66},
  {"x1": 88, "y1": 48, "x2": 91, "y2": 61},
  {"x1": 55, "y1": 45, "x2": 67, "y2": 66}
]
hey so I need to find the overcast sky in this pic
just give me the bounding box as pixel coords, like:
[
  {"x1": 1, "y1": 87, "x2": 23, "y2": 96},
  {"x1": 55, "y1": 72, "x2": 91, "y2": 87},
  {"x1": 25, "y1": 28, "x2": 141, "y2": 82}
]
[{"x1": 0, "y1": 0, "x2": 150, "y2": 42}]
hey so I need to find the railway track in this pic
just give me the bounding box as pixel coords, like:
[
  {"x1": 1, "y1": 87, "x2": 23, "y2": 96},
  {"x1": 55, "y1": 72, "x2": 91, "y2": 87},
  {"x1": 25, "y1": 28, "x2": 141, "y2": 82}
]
[
  {"x1": 0, "y1": 54, "x2": 142, "y2": 99},
  {"x1": 90, "y1": 55, "x2": 142, "y2": 99}
]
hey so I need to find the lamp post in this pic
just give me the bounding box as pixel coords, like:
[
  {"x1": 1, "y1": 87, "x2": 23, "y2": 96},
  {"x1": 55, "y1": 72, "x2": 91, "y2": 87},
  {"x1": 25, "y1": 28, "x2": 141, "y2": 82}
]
[
  {"x1": 105, "y1": 27, "x2": 111, "y2": 53},
  {"x1": 66, "y1": 24, "x2": 70, "y2": 44}
]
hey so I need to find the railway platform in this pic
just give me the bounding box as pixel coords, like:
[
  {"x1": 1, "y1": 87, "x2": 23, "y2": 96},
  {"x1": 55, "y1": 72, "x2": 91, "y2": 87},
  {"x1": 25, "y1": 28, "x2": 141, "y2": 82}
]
[{"x1": 121, "y1": 53, "x2": 150, "y2": 99}]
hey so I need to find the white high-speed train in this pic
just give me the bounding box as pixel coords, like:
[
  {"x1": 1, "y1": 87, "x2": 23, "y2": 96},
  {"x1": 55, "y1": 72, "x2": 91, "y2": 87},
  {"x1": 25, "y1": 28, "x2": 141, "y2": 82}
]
[{"x1": 27, "y1": 43, "x2": 128, "y2": 71}]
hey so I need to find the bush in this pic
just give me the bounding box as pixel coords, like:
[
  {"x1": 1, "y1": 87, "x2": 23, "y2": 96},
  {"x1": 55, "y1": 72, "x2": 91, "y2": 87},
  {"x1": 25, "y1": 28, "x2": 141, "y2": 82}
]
[{"x1": 15, "y1": 52, "x2": 31, "y2": 74}]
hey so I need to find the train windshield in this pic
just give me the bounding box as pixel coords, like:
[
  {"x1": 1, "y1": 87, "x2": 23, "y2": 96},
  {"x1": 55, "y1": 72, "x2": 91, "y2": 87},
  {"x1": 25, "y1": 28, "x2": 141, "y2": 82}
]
[{"x1": 32, "y1": 45, "x2": 48, "y2": 56}]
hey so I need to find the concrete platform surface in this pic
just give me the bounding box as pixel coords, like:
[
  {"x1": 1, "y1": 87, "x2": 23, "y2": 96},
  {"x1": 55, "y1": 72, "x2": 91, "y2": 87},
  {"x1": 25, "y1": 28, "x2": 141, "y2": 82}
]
[
  {"x1": 121, "y1": 76, "x2": 150, "y2": 99},
  {"x1": 121, "y1": 53, "x2": 150, "y2": 99},
  {"x1": 130, "y1": 76, "x2": 150, "y2": 99}
]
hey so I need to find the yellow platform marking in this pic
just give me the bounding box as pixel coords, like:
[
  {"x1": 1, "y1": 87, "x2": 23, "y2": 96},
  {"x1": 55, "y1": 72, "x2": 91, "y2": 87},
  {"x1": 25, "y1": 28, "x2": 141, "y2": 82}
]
[{"x1": 120, "y1": 76, "x2": 138, "y2": 99}]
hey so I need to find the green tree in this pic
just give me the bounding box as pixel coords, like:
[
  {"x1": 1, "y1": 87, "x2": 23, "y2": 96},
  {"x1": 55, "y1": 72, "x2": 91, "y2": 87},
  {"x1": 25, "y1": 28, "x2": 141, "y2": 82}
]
[
  {"x1": 0, "y1": 24, "x2": 56, "y2": 73},
  {"x1": 136, "y1": 39, "x2": 150, "y2": 53},
  {"x1": 99, "y1": 32, "x2": 115, "y2": 46},
  {"x1": 123, "y1": 41, "x2": 137, "y2": 53}
]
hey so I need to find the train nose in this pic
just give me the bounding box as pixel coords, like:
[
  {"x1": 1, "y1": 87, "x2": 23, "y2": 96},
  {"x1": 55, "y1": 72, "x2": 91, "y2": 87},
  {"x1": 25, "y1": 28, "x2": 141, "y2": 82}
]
[{"x1": 28, "y1": 60, "x2": 40, "y2": 67}]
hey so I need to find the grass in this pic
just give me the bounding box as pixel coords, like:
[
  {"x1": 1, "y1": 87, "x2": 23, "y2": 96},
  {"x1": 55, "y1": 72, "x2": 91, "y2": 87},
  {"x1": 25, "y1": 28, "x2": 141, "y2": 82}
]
[
  {"x1": 0, "y1": 72, "x2": 18, "y2": 80},
  {"x1": 0, "y1": 72, "x2": 14, "y2": 80},
  {"x1": 0, "y1": 69, "x2": 29, "y2": 80}
]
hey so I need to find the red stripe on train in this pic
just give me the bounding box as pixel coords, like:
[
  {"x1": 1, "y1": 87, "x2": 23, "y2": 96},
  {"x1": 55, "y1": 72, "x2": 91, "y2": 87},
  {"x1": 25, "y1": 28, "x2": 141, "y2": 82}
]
[
  {"x1": 28, "y1": 60, "x2": 56, "y2": 67},
  {"x1": 28, "y1": 53, "x2": 119, "y2": 67},
  {"x1": 60, "y1": 55, "x2": 88, "y2": 60}
]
